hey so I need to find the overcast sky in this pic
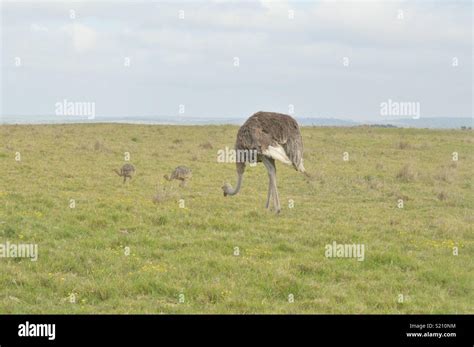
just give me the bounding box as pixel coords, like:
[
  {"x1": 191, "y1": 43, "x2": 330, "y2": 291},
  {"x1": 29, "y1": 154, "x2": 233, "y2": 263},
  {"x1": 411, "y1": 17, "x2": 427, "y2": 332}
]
[{"x1": 1, "y1": 0, "x2": 472, "y2": 121}]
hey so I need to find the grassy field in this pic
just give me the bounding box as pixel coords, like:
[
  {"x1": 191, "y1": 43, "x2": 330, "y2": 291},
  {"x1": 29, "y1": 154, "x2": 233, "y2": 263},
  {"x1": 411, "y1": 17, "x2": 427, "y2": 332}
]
[{"x1": 0, "y1": 123, "x2": 472, "y2": 313}]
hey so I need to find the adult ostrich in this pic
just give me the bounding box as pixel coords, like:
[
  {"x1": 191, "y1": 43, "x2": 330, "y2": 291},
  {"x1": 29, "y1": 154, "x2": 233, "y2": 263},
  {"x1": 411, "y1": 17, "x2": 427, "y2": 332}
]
[{"x1": 222, "y1": 111, "x2": 306, "y2": 213}]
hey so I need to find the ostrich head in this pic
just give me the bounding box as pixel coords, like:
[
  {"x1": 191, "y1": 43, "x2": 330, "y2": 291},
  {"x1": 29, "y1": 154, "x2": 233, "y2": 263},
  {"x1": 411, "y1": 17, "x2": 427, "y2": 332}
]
[
  {"x1": 222, "y1": 183, "x2": 233, "y2": 197},
  {"x1": 163, "y1": 174, "x2": 170, "y2": 181}
]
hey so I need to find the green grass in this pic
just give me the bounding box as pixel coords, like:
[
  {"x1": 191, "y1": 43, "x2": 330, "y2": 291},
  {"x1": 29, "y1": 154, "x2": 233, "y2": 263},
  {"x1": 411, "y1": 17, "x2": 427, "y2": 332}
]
[{"x1": 0, "y1": 124, "x2": 472, "y2": 313}]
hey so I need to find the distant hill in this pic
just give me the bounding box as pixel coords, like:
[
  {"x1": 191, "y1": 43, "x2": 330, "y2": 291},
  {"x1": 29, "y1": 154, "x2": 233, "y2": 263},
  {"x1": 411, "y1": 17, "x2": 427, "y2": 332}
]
[
  {"x1": 296, "y1": 117, "x2": 472, "y2": 129},
  {"x1": 295, "y1": 118, "x2": 359, "y2": 127},
  {"x1": 2, "y1": 115, "x2": 472, "y2": 129},
  {"x1": 371, "y1": 117, "x2": 473, "y2": 129},
  {"x1": 91, "y1": 116, "x2": 474, "y2": 129}
]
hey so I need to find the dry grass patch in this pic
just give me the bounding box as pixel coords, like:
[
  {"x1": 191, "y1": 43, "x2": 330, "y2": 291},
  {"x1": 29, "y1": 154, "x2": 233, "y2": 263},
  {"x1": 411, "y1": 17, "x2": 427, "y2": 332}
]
[{"x1": 396, "y1": 164, "x2": 417, "y2": 182}]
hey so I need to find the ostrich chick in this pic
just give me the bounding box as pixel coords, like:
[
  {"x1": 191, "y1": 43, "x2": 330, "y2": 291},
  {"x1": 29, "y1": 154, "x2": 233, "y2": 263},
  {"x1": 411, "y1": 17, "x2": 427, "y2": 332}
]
[
  {"x1": 164, "y1": 166, "x2": 192, "y2": 187},
  {"x1": 114, "y1": 163, "x2": 135, "y2": 184}
]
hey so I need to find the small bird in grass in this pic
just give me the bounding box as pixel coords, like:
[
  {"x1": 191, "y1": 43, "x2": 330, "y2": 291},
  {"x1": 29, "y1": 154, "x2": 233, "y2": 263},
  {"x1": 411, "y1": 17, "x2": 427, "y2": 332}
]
[
  {"x1": 164, "y1": 166, "x2": 192, "y2": 187},
  {"x1": 114, "y1": 163, "x2": 135, "y2": 183}
]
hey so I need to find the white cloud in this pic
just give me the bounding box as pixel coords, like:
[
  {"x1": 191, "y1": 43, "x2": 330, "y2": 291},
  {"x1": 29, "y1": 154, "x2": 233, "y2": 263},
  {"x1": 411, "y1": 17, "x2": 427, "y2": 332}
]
[
  {"x1": 61, "y1": 23, "x2": 97, "y2": 53},
  {"x1": 30, "y1": 23, "x2": 49, "y2": 32},
  {"x1": 1, "y1": 1, "x2": 471, "y2": 119}
]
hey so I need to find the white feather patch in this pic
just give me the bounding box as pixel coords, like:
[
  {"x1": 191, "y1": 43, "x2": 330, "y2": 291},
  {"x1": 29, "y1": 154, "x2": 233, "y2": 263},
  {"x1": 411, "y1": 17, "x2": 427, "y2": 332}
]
[{"x1": 263, "y1": 145, "x2": 292, "y2": 165}]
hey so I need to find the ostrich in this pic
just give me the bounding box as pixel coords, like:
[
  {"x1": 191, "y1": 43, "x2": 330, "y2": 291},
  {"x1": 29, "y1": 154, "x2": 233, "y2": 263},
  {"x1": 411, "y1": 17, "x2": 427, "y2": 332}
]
[
  {"x1": 114, "y1": 163, "x2": 135, "y2": 183},
  {"x1": 222, "y1": 111, "x2": 306, "y2": 213},
  {"x1": 164, "y1": 166, "x2": 192, "y2": 187}
]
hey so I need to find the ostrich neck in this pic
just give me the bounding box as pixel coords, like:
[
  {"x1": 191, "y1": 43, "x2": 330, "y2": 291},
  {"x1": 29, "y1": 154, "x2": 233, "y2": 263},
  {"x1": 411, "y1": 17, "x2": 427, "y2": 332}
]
[{"x1": 227, "y1": 172, "x2": 243, "y2": 196}]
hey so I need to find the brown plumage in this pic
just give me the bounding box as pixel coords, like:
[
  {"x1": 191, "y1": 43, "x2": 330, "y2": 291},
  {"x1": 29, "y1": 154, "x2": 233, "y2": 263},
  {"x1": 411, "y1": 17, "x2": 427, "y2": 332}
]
[
  {"x1": 164, "y1": 166, "x2": 192, "y2": 187},
  {"x1": 222, "y1": 111, "x2": 306, "y2": 213},
  {"x1": 114, "y1": 163, "x2": 135, "y2": 183}
]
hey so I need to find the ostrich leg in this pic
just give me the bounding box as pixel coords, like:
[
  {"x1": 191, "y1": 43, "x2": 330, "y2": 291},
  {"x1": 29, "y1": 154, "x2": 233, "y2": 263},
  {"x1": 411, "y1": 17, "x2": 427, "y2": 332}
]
[
  {"x1": 265, "y1": 175, "x2": 272, "y2": 209},
  {"x1": 262, "y1": 157, "x2": 280, "y2": 213},
  {"x1": 262, "y1": 157, "x2": 274, "y2": 209},
  {"x1": 271, "y1": 162, "x2": 281, "y2": 213}
]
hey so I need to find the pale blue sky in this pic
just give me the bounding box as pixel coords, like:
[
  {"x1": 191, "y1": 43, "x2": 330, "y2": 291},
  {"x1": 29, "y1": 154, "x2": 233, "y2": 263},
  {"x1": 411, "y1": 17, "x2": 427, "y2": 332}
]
[{"x1": 1, "y1": 0, "x2": 472, "y2": 121}]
